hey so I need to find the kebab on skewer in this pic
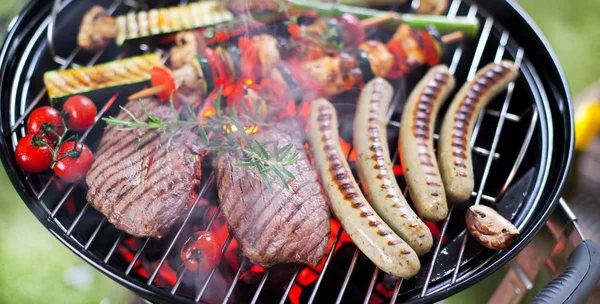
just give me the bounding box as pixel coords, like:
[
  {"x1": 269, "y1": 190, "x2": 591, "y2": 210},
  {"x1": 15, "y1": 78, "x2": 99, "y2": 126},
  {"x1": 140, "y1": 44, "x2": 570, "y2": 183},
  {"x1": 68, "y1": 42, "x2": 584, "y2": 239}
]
[
  {"x1": 128, "y1": 19, "x2": 463, "y2": 107},
  {"x1": 77, "y1": 0, "x2": 478, "y2": 51}
]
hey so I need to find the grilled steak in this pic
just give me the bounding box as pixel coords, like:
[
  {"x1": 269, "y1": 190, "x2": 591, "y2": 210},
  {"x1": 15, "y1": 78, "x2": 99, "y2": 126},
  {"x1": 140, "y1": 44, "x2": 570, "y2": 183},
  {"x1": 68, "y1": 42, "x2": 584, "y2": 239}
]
[
  {"x1": 86, "y1": 98, "x2": 203, "y2": 239},
  {"x1": 216, "y1": 127, "x2": 330, "y2": 267}
]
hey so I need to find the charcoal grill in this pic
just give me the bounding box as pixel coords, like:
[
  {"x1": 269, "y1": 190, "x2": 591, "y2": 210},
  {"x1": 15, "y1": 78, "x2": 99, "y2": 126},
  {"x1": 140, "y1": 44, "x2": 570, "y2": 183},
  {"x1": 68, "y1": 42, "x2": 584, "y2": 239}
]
[{"x1": 0, "y1": 0, "x2": 596, "y2": 303}]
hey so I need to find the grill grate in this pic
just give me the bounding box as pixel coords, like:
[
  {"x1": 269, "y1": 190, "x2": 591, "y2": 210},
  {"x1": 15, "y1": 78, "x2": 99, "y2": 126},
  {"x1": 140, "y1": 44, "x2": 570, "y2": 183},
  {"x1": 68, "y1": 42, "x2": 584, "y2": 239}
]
[{"x1": 4, "y1": 0, "x2": 556, "y2": 303}]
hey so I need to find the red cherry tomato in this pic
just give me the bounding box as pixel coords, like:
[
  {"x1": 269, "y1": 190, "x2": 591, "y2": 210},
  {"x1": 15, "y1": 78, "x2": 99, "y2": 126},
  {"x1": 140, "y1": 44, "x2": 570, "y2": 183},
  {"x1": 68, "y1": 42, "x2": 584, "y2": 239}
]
[
  {"x1": 27, "y1": 106, "x2": 64, "y2": 141},
  {"x1": 63, "y1": 95, "x2": 97, "y2": 132},
  {"x1": 150, "y1": 66, "x2": 178, "y2": 103},
  {"x1": 340, "y1": 13, "x2": 366, "y2": 47},
  {"x1": 180, "y1": 231, "x2": 221, "y2": 273},
  {"x1": 15, "y1": 134, "x2": 54, "y2": 173},
  {"x1": 288, "y1": 23, "x2": 301, "y2": 37},
  {"x1": 53, "y1": 141, "x2": 94, "y2": 182}
]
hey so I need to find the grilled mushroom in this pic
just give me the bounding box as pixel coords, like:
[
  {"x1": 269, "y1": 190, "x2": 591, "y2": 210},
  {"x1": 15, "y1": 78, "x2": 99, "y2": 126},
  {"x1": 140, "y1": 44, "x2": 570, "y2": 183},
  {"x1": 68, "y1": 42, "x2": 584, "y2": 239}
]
[
  {"x1": 170, "y1": 31, "x2": 206, "y2": 70},
  {"x1": 465, "y1": 205, "x2": 520, "y2": 250},
  {"x1": 77, "y1": 6, "x2": 118, "y2": 51},
  {"x1": 414, "y1": 0, "x2": 449, "y2": 15}
]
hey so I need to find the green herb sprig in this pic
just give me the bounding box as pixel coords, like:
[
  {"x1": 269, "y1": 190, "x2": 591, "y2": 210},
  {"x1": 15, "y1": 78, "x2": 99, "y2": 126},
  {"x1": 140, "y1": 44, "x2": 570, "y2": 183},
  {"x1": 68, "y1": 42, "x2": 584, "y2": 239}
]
[{"x1": 102, "y1": 88, "x2": 298, "y2": 190}]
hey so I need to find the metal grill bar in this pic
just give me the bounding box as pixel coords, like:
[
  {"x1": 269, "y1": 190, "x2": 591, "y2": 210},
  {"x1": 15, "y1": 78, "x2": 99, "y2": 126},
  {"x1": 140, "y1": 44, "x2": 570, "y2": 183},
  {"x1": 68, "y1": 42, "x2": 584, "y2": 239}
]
[
  {"x1": 250, "y1": 268, "x2": 271, "y2": 304},
  {"x1": 147, "y1": 173, "x2": 216, "y2": 285},
  {"x1": 279, "y1": 265, "x2": 302, "y2": 304},
  {"x1": 195, "y1": 234, "x2": 234, "y2": 302},
  {"x1": 363, "y1": 268, "x2": 380, "y2": 304},
  {"x1": 420, "y1": 206, "x2": 454, "y2": 296},
  {"x1": 389, "y1": 277, "x2": 404, "y2": 304},
  {"x1": 172, "y1": 199, "x2": 228, "y2": 295},
  {"x1": 105, "y1": 232, "x2": 124, "y2": 263},
  {"x1": 66, "y1": 204, "x2": 89, "y2": 235},
  {"x1": 126, "y1": 238, "x2": 149, "y2": 275},
  {"x1": 498, "y1": 110, "x2": 538, "y2": 197},
  {"x1": 336, "y1": 249, "x2": 360, "y2": 304},
  {"x1": 85, "y1": 218, "x2": 105, "y2": 250},
  {"x1": 306, "y1": 229, "x2": 343, "y2": 304},
  {"x1": 450, "y1": 47, "x2": 525, "y2": 284},
  {"x1": 222, "y1": 259, "x2": 248, "y2": 304}
]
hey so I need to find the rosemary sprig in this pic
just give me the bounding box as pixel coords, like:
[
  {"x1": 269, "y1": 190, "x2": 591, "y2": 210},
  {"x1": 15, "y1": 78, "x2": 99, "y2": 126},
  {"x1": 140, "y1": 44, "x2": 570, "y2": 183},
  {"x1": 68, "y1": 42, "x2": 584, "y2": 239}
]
[{"x1": 102, "y1": 87, "x2": 298, "y2": 190}]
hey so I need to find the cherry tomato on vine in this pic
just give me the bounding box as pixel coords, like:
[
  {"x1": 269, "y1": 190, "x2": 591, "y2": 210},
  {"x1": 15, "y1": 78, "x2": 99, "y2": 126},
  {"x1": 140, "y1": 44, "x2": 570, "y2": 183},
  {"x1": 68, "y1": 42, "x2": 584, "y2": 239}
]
[
  {"x1": 15, "y1": 134, "x2": 54, "y2": 173},
  {"x1": 27, "y1": 106, "x2": 63, "y2": 140},
  {"x1": 53, "y1": 141, "x2": 94, "y2": 182},
  {"x1": 63, "y1": 95, "x2": 97, "y2": 132},
  {"x1": 180, "y1": 231, "x2": 221, "y2": 272}
]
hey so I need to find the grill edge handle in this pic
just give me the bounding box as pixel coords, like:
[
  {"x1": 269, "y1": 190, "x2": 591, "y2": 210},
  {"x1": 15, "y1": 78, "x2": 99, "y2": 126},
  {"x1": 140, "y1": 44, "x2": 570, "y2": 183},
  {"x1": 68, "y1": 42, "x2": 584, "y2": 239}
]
[{"x1": 532, "y1": 240, "x2": 600, "y2": 304}]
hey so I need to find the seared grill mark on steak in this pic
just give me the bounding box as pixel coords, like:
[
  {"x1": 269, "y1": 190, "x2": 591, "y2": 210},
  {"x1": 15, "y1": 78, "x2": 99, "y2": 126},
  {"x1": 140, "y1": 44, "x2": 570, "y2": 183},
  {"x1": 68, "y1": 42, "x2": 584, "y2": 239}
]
[
  {"x1": 451, "y1": 63, "x2": 511, "y2": 170},
  {"x1": 86, "y1": 98, "x2": 203, "y2": 239},
  {"x1": 216, "y1": 126, "x2": 330, "y2": 267}
]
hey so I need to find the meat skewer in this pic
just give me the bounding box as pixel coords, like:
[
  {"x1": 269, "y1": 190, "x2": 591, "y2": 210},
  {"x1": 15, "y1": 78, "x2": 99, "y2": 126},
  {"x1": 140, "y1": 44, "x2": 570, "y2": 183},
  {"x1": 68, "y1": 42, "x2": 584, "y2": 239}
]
[
  {"x1": 78, "y1": 0, "x2": 477, "y2": 51},
  {"x1": 128, "y1": 21, "x2": 464, "y2": 104}
]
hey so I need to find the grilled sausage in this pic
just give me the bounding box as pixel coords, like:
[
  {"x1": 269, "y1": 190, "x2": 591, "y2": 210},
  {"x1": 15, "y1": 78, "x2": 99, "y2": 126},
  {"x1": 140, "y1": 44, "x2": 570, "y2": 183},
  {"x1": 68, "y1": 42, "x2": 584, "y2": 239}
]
[
  {"x1": 439, "y1": 61, "x2": 519, "y2": 203},
  {"x1": 399, "y1": 65, "x2": 456, "y2": 222},
  {"x1": 308, "y1": 98, "x2": 420, "y2": 278},
  {"x1": 354, "y1": 78, "x2": 433, "y2": 255}
]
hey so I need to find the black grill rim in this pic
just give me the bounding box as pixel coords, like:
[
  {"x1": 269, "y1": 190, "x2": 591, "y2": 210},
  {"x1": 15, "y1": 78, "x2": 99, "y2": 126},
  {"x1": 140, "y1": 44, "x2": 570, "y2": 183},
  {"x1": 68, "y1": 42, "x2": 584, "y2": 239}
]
[{"x1": 0, "y1": 0, "x2": 574, "y2": 303}]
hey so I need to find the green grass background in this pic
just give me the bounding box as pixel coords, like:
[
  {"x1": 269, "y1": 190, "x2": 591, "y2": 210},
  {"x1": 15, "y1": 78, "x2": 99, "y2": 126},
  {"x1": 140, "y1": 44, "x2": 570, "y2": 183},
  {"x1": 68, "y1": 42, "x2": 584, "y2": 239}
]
[{"x1": 0, "y1": 0, "x2": 599, "y2": 303}]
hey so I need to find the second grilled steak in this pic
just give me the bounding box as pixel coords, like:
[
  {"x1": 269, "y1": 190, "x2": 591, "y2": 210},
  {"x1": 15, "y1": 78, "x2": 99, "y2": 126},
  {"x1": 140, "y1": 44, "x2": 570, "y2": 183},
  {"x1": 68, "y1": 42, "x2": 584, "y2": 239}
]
[
  {"x1": 216, "y1": 127, "x2": 331, "y2": 267},
  {"x1": 86, "y1": 98, "x2": 203, "y2": 239}
]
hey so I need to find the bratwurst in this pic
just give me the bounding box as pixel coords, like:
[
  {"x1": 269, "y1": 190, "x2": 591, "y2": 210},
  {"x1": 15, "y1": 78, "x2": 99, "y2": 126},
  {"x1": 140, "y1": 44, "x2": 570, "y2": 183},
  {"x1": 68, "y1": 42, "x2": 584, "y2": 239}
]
[
  {"x1": 354, "y1": 78, "x2": 433, "y2": 255},
  {"x1": 308, "y1": 98, "x2": 420, "y2": 278},
  {"x1": 399, "y1": 65, "x2": 456, "y2": 222},
  {"x1": 438, "y1": 61, "x2": 519, "y2": 203}
]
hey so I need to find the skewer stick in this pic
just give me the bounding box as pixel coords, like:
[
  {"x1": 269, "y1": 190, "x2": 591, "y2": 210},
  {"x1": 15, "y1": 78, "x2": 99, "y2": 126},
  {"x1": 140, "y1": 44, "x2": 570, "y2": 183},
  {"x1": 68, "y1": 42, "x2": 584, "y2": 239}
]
[
  {"x1": 128, "y1": 85, "x2": 166, "y2": 101},
  {"x1": 359, "y1": 12, "x2": 395, "y2": 28},
  {"x1": 441, "y1": 31, "x2": 464, "y2": 44}
]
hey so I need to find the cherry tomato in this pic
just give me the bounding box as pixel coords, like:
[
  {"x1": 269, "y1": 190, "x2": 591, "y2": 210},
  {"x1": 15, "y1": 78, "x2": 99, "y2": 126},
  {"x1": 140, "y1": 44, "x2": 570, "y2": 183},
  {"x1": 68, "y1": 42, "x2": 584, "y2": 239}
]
[
  {"x1": 15, "y1": 134, "x2": 54, "y2": 173},
  {"x1": 151, "y1": 66, "x2": 178, "y2": 103},
  {"x1": 288, "y1": 23, "x2": 301, "y2": 37},
  {"x1": 27, "y1": 106, "x2": 64, "y2": 141},
  {"x1": 63, "y1": 95, "x2": 97, "y2": 132},
  {"x1": 180, "y1": 231, "x2": 221, "y2": 272},
  {"x1": 53, "y1": 141, "x2": 94, "y2": 182}
]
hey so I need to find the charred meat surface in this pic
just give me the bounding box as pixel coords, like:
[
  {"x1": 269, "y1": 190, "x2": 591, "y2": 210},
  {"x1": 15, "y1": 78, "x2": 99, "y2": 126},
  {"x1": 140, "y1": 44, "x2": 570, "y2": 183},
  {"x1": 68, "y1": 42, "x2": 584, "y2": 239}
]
[
  {"x1": 216, "y1": 127, "x2": 330, "y2": 267},
  {"x1": 86, "y1": 98, "x2": 203, "y2": 239}
]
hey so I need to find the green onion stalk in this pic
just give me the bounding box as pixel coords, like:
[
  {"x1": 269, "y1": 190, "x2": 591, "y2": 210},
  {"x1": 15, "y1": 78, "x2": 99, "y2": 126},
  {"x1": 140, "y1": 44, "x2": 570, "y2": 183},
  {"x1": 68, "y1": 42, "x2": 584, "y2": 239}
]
[{"x1": 287, "y1": 0, "x2": 480, "y2": 38}]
